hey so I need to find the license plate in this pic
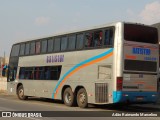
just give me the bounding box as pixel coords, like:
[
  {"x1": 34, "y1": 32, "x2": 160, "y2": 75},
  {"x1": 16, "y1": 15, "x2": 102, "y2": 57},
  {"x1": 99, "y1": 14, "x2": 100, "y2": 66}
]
[{"x1": 136, "y1": 97, "x2": 144, "y2": 101}]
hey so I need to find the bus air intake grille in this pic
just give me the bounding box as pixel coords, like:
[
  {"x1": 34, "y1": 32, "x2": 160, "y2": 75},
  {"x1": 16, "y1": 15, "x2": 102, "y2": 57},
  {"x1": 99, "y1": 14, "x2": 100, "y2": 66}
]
[{"x1": 95, "y1": 83, "x2": 108, "y2": 103}]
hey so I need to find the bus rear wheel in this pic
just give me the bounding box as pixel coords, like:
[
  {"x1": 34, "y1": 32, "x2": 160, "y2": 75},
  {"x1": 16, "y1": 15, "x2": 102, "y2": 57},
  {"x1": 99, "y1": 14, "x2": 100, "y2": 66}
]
[
  {"x1": 77, "y1": 88, "x2": 88, "y2": 108},
  {"x1": 63, "y1": 87, "x2": 75, "y2": 107},
  {"x1": 17, "y1": 85, "x2": 28, "y2": 100}
]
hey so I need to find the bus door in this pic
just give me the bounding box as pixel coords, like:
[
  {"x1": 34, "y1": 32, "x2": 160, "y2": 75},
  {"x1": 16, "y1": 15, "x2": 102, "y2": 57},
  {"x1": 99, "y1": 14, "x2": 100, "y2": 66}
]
[
  {"x1": 7, "y1": 66, "x2": 18, "y2": 95},
  {"x1": 6, "y1": 54, "x2": 20, "y2": 95}
]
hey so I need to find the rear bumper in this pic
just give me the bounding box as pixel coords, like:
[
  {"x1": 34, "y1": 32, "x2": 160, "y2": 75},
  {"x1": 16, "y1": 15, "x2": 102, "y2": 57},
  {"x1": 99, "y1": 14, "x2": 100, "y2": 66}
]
[{"x1": 113, "y1": 91, "x2": 158, "y2": 103}]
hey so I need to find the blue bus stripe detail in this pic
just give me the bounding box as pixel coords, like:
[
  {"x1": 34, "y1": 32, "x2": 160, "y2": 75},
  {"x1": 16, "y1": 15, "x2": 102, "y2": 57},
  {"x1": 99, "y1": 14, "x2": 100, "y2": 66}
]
[
  {"x1": 113, "y1": 91, "x2": 158, "y2": 103},
  {"x1": 52, "y1": 48, "x2": 113, "y2": 99}
]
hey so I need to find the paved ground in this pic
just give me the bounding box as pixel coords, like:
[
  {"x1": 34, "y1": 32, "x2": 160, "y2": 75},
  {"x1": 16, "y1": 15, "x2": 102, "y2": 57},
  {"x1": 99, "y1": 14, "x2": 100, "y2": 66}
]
[{"x1": 0, "y1": 92, "x2": 159, "y2": 120}]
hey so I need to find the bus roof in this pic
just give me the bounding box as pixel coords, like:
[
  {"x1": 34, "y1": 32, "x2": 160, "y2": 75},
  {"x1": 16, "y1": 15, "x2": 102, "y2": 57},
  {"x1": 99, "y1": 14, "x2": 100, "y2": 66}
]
[{"x1": 13, "y1": 21, "x2": 152, "y2": 45}]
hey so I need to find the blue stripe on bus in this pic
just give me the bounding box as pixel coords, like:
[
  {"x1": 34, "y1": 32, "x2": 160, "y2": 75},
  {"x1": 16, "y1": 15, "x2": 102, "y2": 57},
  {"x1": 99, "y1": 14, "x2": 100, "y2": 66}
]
[
  {"x1": 113, "y1": 91, "x2": 158, "y2": 103},
  {"x1": 52, "y1": 48, "x2": 113, "y2": 99}
]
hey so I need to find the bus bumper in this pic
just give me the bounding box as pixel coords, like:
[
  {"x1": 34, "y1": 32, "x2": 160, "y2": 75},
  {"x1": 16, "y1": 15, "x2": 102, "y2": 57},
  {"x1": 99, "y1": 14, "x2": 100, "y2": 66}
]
[{"x1": 113, "y1": 91, "x2": 158, "y2": 103}]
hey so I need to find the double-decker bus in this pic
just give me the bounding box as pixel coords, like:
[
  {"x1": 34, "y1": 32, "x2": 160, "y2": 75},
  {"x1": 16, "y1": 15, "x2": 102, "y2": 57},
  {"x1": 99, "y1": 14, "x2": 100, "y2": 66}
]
[{"x1": 6, "y1": 22, "x2": 159, "y2": 108}]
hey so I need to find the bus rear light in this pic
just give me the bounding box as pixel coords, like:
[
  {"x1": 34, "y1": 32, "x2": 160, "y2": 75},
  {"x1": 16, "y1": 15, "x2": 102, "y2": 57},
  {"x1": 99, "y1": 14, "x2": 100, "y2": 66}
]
[
  {"x1": 152, "y1": 94, "x2": 157, "y2": 97},
  {"x1": 88, "y1": 94, "x2": 93, "y2": 96},
  {"x1": 117, "y1": 77, "x2": 123, "y2": 91},
  {"x1": 109, "y1": 94, "x2": 112, "y2": 97},
  {"x1": 123, "y1": 94, "x2": 128, "y2": 97}
]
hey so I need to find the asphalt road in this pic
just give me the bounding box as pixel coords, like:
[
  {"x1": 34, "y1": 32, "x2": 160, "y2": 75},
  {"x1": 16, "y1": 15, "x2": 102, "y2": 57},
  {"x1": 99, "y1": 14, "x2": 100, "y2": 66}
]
[{"x1": 0, "y1": 93, "x2": 160, "y2": 120}]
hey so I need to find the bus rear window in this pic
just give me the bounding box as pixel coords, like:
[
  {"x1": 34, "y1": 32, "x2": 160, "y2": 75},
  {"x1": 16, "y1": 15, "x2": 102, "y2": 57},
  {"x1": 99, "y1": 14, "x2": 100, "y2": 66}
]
[
  {"x1": 124, "y1": 60, "x2": 157, "y2": 72},
  {"x1": 124, "y1": 24, "x2": 158, "y2": 44}
]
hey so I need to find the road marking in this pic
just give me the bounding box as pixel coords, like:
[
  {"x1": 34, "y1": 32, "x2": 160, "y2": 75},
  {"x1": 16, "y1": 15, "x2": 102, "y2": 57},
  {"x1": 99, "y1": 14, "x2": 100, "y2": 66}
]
[{"x1": 26, "y1": 117, "x2": 42, "y2": 120}]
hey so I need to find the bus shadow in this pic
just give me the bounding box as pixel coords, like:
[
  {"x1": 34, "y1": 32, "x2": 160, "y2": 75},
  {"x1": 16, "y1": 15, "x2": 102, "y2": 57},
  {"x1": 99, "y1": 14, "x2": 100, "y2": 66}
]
[
  {"x1": 26, "y1": 97, "x2": 160, "y2": 112},
  {"x1": 27, "y1": 97, "x2": 64, "y2": 105},
  {"x1": 92, "y1": 103, "x2": 160, "y2": 112}
]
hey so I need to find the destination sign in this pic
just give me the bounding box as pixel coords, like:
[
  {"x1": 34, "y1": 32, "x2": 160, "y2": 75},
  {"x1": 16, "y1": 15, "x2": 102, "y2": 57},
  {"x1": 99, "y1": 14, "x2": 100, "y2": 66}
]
[{"x1": 132, "y1": 48, "x2": 151, "y2": 55}]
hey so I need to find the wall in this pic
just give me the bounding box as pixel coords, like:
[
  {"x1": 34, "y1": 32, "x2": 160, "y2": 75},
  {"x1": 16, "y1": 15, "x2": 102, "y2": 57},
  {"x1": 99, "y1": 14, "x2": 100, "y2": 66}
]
[{"x1": 0, "y1": 77, "x2": 7, "y2": 92}]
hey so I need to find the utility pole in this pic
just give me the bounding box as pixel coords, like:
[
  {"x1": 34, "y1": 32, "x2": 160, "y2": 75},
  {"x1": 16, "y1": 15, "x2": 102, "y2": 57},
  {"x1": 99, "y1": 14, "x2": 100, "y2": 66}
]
[
  {"x1": 0, "y1": 57, "x2": 2, "y2": 78},
  {"x1": 4, "y1": 51, "x2": 5, "y2": 65}
]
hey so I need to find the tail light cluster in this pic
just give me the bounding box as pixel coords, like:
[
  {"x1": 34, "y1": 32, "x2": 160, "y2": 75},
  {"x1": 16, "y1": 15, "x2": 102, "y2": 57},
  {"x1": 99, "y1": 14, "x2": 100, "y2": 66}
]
[{"x1": 117, "y1": 77, "x2": 123, "y2": 91}]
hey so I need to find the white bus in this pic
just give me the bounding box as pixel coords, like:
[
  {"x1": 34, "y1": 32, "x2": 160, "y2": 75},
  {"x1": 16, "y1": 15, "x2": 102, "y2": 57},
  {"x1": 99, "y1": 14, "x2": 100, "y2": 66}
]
[{"x1": 6, "y1": 22, "x2": 159, "y2": 108}]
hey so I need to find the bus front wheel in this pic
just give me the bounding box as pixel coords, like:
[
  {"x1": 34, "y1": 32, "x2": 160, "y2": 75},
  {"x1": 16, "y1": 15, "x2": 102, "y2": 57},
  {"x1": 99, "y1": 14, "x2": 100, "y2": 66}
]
[
  {"x1": 17, "y1": 85, "x2": 28, "y2": 100},
  {"x1": 63, "y1": 87, "x2": 75, "y2": 107},
  {"x1": 77, "y1": 88, "x2": 88, "y2": 108}
]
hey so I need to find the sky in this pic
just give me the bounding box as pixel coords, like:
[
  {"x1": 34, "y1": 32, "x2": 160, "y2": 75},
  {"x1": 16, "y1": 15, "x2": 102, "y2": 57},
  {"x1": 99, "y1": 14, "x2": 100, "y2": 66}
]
[{"x1": 0, "y1": 0, "x2": 160, "y2": 56}]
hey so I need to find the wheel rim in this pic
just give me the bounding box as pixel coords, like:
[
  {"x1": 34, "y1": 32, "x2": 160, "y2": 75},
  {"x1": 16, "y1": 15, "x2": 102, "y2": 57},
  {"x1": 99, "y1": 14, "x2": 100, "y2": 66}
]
[
  {"x1": 19, "y1": 89, "x2": 24, "y2": 98},
  {"x1": 65, "y1": 92, "x2": 72, "y2": 104},
  {"x1": 79, "y1": 92, "x2": 86, "y2": 104}
]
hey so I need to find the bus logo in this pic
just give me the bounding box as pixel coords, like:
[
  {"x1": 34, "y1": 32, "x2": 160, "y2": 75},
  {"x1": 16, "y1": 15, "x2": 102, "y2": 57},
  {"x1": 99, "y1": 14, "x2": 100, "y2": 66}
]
[
  {"x1": 46, "y1": 55, "x2": 64, "y2": 63},
  {"x1": 132, "y1": 48, "x2": 151, "y2": 55}
]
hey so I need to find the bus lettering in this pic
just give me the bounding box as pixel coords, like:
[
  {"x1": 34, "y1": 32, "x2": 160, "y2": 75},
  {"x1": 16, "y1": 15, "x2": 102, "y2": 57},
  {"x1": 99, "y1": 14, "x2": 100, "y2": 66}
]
[
  {"x1": 47, "y1": 55, "x2": 64, "y2": 63},
  {"x1": 132, "y1": 48, "x2": 151, "y2": 55}
]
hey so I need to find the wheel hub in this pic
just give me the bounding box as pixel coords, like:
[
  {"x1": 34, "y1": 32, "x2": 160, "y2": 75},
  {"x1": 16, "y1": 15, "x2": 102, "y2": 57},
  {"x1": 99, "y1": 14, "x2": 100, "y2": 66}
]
[
  {"x1": 79, "y1": 93, "x2": 86, "y2": 104},
  {"x1": 19, "y1": 89, "x2": 24, "y2": 98},
  {"x1": 65, "y1": 93, "x2": 72, "y2": 103}
]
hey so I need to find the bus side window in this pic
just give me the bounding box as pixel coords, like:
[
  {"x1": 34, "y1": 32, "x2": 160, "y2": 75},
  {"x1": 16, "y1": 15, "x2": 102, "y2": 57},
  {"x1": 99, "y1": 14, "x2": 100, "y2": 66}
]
[
  {"x1": 39, "y1": 67, "x2": 45, "y2": 80},
  {"x1": 8, "y1": 67, "x2": 17, "y2": 81},
  {"x1": 45, "y1": 67, "x2": 51, "y2": 80},
  {"x1": 51, "y1": 66, "x2": 62, "y2": 80},
  {"x1": 104, "y1": 29, "x2": 113, "y2": 46},
  {"x1": 30, "y1": 42, "x2": 35, "y2": 55},
  {"x1": 19, "y1": 44, "x2": 25, "y2": 56},
  {"x1": 11, "y1": 44, "x2": 20, "y2": 57},
  {"x1": 25, "y1": 43, "x2": 30, "y2": 55},
  {"x1": 25, "y1": 69, "x2": 28, "y2": 79},
  {"x1": 48, "y1": 38, "x2": 54, "y2": 53},
  {"x1": 94, "y1": 31, "x2": 103, "y2": 47},
  {"x1": 34, "y1": 67, "x2": 40, "y2": 80},
  {"x1": 9, "y1": 69, "x2": 13, "y2": 81},
  {"x1": 85, "y1": 32, "x2": 94, "y2": 48},
  {"x1": 30, "y1": 68, "x2": 34, "y2": 79},
  {"x1": 24, "y1": 67, "x2": 34, "y2": 80},
  {"x1": 61, "y1": 36, "x2": 68, "y2": 51},
  {"x1": 36, "y1": 41, "x2": 41, "y2": 54},
  {"x1": 68, "y1": 35, "x2": 76, "y2": 50},
  {"x1": 76, "y1": 34, "x2": 84, "y2": 50},
  {"x1": 19, "y1": 67, "x2": 25, "y2": 79},
  {"x1": 54, "y1": 38, "x2": 61, "y2": 52},
  {"x1": 41, "y1": 39, "x2": 48, "y2": 53}
]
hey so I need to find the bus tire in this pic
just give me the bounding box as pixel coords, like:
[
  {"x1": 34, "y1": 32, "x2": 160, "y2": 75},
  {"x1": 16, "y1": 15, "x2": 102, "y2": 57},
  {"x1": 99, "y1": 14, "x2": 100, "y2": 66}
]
[
  {"x1": 77, "y1": 88, "x2": 88, "y2": 108},
  {"x1": 17, "y1": 85, "x2": 28, "y2": 100},
  {"x1": 63, "y1": 87, "x2": 75, "y2": 107}
]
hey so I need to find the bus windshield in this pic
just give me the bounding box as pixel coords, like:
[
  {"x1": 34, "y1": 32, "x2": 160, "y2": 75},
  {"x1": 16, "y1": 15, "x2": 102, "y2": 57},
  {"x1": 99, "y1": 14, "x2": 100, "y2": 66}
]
[{"x1": 124, "y1": 24, "x2": 158, "y2": 44}]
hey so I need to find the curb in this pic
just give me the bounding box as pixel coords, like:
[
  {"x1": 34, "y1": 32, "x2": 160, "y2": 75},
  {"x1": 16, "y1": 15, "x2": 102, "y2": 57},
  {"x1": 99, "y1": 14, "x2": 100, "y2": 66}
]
[
  {"x1": 131, "y1": 103, "x2": 160, "y2": 109},
  {"x1": 0, "y1": 90, "x2": 8, "y2": 95}
]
